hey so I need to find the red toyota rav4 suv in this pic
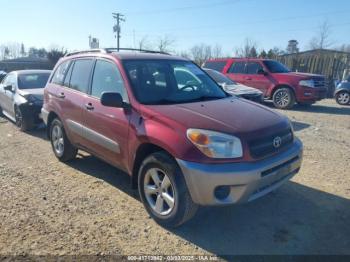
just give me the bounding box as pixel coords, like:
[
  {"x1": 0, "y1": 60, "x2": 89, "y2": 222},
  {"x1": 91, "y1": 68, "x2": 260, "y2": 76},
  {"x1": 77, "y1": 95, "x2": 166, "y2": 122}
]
[
  {"x1": 204, "y1": 58, "x2": 327, "y2": 109},
  {"x1": 42, "y1": 49, "x2": 303, "y2": 227}
]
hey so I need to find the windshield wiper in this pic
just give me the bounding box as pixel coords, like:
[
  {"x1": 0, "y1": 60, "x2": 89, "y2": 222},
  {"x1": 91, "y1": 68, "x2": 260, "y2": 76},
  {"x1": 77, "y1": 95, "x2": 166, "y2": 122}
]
[{"x1": 186, "y1": 95, "x2": 226, "y2": 103}]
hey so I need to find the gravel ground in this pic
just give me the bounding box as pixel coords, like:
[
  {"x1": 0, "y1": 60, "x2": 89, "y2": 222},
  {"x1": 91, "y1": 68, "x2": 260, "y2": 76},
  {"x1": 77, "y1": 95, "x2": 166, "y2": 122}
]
[{"x1": 0, "y1": 99, "x2": 349, "y2": 258}]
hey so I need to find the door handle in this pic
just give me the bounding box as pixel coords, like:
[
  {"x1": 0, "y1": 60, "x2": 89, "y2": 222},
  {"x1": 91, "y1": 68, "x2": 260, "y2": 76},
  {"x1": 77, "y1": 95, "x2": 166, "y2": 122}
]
[
  {"x1": 58, "y1": 92, "x2": 65, "y2": 99},
  {"x1": 85, "y1": 103, "x2": 94, "y2": 111},
  {"x1": 245, "y1": 77, "x2": 252, "y2": 80}
]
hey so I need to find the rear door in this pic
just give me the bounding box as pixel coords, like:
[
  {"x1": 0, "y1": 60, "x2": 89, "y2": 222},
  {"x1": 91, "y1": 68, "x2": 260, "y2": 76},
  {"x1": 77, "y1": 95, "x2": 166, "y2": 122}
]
[
  {"x1": 82, "y1": 58, "x2": 131, "y2": 169},
  {"x1": 57, "y1": 59, "x2": 95, "y2": 146},
  {"x1": 226, "y1": 61, "x2": 246, "y2": 84},
  {"x1": 245, "y1": 62, "x2": 270, "y2": 95}
]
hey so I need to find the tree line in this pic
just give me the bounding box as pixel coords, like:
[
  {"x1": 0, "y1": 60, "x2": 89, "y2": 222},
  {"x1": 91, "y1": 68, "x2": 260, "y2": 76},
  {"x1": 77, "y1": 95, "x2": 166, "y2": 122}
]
[{"x1": 0, "y1": 43, "x2": 67, "y2": 65}]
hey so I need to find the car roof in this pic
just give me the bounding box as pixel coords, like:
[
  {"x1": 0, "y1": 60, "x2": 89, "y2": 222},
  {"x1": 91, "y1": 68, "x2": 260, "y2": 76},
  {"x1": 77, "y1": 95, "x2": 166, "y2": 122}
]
[
  {"x1": 62, "y1": 49, "x2": 189, "y2": 61},
  {"x1": 11, "y1": 70, "x2": 52, "y2": 75}
]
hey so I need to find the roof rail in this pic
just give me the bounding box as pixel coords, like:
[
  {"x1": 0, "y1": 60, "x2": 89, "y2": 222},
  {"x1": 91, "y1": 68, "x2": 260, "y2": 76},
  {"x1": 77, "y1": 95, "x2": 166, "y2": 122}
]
[
  {"x1": 105, "y1": 48, "x2": 171, "y2": 55},
  {"x1": 64, "y1": 49, "x2": 107, "y2": 57},
  {"x1": 64, "y1": 48, "x2": 170, "y2": 57}
]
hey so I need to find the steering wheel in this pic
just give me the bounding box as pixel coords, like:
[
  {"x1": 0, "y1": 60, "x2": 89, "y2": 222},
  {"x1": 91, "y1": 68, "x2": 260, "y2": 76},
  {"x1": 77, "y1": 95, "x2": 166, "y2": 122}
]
[{"x1": 179, "y1": 85, "x2": 196, "y2": 91}]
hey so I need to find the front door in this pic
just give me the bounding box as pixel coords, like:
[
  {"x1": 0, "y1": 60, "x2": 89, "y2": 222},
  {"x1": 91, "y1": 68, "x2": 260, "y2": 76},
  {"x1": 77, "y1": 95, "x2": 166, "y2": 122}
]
[
  {"x1": 0, "y1": 73, "x2": 16, "y2": 118},
  {"x1": 226, "y1": 61, "x2": 246, "y2": 84},
  {"x1": 244, "y1": 62, "x2": 271, "y2": 95},
  {"x1": 82, "y1": 59, "x2": 131, "y2": 169}
]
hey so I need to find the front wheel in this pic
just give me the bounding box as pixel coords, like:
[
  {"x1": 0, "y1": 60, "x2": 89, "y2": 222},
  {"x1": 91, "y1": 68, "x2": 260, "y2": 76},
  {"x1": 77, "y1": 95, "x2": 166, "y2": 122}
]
[
  {"x1": 50, "y1": 118, "x2": 77, "y2": 162},
  {"x1": 273, "y1": 88, "x2": 296, "y2": 109},
  {"x1": 15, "y1": 106, "x2": 34, "y2": 131},
  {"x1": 336, "y1": 91, "x2": 350, "y2": 105},
  {"x1": 138, "y1": 152, "x2": 198, "y2": 228}
]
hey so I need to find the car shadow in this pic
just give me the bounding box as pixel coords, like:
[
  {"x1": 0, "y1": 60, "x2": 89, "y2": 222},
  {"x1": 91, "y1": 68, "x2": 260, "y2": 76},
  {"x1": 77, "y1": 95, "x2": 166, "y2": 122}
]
[
  {"x1": 66, "y1": 154, "x2": 350, "y2": 256},
  {"x1": 263, "y1": 101, "x2": 350, "y2": 115},
  {"x1": 291, "y1": 121, "x2": 310, "y2": 132},
  {"x1": 26, "y1": 124, "x2": 48, "y2": 141},
  {"x1": 66, "y1": 153, "x2": 140, "y2": 200}
]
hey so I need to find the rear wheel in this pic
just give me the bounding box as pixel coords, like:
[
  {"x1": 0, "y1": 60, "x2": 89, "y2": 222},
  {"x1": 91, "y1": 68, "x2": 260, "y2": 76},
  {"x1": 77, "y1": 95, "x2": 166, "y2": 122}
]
[
  {"x1": 50, "y1": 118, "x2": 77, "y2": 162},
  {"x1": 336, "y1": 91, "x2": 350, "y2": 105},
  {"x1": 273, "y1": 87, "x2": 296, "y2": 109},
  {"x1": 15, "y1": 106, "x2": 34, "y2": 131},
  {"x1": 138, "y1": 152, "x2": 198, "y2": 228}
]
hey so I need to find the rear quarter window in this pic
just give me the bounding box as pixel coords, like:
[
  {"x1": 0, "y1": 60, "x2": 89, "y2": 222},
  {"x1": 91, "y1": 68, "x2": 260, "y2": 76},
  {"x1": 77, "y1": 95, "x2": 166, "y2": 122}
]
[
  {"x1": 203, "y1": 61, "x2": 227, "y2": 72},
  {"x1": 51, "y1": 61, "x2": 71, "y2": 85}
]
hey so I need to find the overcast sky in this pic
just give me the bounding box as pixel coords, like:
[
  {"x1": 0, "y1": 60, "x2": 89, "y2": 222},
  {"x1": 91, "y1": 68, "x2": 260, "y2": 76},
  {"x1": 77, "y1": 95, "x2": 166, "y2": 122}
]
[{"x1": 1, "y1": 0, "x2": 350, "y2": 53}]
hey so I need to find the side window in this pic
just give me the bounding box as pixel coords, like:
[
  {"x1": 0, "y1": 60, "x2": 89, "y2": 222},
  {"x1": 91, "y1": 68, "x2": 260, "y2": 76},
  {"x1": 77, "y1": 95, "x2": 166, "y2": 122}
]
[
  {"x1": 229, "y1": 62, "x2": 246, "y2": 74},
  {"x1": 51, "y1": 61, "x2": 71, "y2": 85},
  {"x1": 69, "y1": 59, "x2": 94, "y2": 93},
  {"x1": 2, "y1": 73, "x2": 16, "y2": 86},
  {"x1": 63, "y1": 62, "x2": 74, "y2": 87},
  {"x1": 203, "y1": 61, "x2": 227, "y2": 72},
  {"x1": 246, "y1": 62, "x2": 263, "y2": 74},
  {"x1": 91, "y1": 60, "x2": 127, "y2": 100}
]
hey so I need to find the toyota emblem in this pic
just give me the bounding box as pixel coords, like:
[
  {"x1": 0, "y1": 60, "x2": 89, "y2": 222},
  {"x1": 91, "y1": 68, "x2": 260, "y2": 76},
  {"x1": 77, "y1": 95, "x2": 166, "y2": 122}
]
[{"x1": 273, "y1": 137, "x2": 282, "y2": 148}]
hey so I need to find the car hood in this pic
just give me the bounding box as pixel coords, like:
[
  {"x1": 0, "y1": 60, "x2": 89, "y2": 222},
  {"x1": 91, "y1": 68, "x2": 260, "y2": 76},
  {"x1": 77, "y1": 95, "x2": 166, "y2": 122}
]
[
  {"x1": 274, "y1": 72, "x2": 325, "y2": 79},
  {"x1": 223, "y1": 83, "x2": 263, "y2": 96},
  {"x1": 17, "y1": 88, "x2": 44, "y2": 100},
  {"x1": 144, "y1": 97, "x2": 290, "y2": 139}
]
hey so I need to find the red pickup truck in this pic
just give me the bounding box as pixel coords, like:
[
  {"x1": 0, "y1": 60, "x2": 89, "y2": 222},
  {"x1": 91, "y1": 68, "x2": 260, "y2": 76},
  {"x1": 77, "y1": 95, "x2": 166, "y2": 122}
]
[{"x1": 204, "y1": 58, "x2": 327, "y2": 109}]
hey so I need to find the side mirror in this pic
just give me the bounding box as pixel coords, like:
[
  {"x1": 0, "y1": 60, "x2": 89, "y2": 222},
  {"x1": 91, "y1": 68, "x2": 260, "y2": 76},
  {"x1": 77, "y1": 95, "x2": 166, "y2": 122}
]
[
  {"x1": 257, "y1": 69, "x2": 268, "y2": 76},
  {"x1": 100, "y1": 92, "x2": 126, "y2": 108},
  {"x1": 4, "y1": 84, "x2": 14, "y2": 92}
]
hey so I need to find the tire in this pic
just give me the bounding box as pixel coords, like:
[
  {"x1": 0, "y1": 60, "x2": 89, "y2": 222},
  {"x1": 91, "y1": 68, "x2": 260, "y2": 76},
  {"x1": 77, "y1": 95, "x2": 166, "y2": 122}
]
[
  {"x1": 49, "y1": 118, "x2": 77, "y2": 162},
  {"x1": 273, "y1": 87, "x2": 296, "y2": 109},
  {"x1": 335, "y1": 91, "x2": 350, "y2": 105},
  {"x1": 15, "y1": 106, "x2": 34, "y2": 132},
  {"x1": 138, "y1": 152, "x2": 198, "y2": 228}
]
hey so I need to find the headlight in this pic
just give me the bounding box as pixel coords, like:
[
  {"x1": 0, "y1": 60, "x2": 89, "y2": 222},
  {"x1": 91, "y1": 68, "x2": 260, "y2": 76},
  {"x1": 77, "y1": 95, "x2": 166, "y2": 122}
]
[
  {"x1": 187, "y1": 129, "x2": 243, "y2": 159},
  {"x1": 299, "y1": 79, "x2": 315, "y2": 88}
]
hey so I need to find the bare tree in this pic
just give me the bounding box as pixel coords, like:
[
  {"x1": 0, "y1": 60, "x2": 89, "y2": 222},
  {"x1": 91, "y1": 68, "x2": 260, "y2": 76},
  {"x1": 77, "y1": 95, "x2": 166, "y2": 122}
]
[
  {"x1": 212, "y1": 44, "x2": 223, "y2": 58},
  {"x1": 235, "y1": 38, "x2": 258, "y2": 58},
  {"x1": 337, "y1": 44, "x2": 350, "y2": 53},
  {"x1": 156, "y1": 35, "x2": 175, "y2": 53},
  {"x1": 137, "y1": 35, "x2": 151, "y2": 50},
  {"x1": 190, "y1": 44, "x2": 212, "y2": 65},
  {"x1": 309, "y1": 20, "x2": 333, "y2": 50}
]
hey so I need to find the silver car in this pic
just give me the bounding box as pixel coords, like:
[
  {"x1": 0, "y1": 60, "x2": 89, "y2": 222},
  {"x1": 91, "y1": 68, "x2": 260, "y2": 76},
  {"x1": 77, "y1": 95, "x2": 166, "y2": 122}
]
[{"x1": 0, "y1": 70, "x2": 51, "y2": 131}]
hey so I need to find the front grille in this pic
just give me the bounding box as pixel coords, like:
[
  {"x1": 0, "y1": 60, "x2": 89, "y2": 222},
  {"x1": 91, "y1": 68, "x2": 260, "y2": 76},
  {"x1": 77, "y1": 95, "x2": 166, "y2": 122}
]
[
  {"x1": 313, "y1": 78, "x2": 326, "y2": 88},
  {"x1": 248, "y1": 129, "x2": 294, "y2": 159}
]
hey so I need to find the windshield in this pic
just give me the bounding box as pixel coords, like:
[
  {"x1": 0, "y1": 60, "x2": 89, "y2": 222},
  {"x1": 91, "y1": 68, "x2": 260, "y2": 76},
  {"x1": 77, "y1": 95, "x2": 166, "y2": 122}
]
[
  {"x1": 263, "y1": 60, "x2": 291, "y2": 73},
  {"x1": 18, "y1": 73, "x2": 50, "y2": 89},
  {"x1": 123, "y1": 60, "x2": 227, "y2": 105},
  {"x1": 205, "y1": 69, "x2": 237, "y2": 85}
]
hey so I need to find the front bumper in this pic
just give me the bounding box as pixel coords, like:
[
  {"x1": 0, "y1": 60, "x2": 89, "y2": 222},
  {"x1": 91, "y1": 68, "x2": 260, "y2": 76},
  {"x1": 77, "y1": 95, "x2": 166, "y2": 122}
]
[
  {"x1": 177, "y1": 138, "x2": 303, "y2": 206},
  {"x1": 20, "y1": 103, "x2": 43, "y2": 124},
  {"x1": 41, "y1": 108, "x2": 49, "y2": 125},
  {"x1": 299, "y1": 87, "x2": 327, "y2": 101}
]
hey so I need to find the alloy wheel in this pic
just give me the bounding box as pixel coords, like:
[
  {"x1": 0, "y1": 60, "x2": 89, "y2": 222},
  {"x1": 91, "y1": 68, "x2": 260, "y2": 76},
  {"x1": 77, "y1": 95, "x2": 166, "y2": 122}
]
[
  {"x1": 15, "y1": 107, "x2": 23, "y2": 128},
  {"x1": 51, "y1": 124, "x2": 64, "y2": 156},
  {"x1": 337, "y1": 92, "x2": 350, "y2": 105},
  {"x1": 275, "y1": 90, "x2": 290, "y2": 108},
  {"x1": 144, "y1": 168, "x2": 176, "y2": 216}
]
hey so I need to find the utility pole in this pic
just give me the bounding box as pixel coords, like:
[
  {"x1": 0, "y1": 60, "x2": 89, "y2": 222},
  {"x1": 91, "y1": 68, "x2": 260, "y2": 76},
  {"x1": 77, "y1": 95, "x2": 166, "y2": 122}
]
[{"x1": 112, "y1": 12, "x2": 125, "y2": 51}]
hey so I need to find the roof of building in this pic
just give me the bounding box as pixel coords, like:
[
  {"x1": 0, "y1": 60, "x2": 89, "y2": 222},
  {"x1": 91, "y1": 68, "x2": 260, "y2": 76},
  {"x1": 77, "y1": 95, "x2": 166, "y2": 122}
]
[
  {"x1": 280, "y1": 49, "x2": 350, "y2": 57},
  {"x1": 0, "y1": 57, "x2": 51, "y2": 63}
]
